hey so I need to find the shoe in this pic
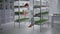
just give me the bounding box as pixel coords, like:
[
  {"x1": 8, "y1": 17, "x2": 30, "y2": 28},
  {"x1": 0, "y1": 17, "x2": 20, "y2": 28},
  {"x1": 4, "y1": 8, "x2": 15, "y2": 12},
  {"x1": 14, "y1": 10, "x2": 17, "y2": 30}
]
[{"x1": 28, "y1": 24, "x2": 33, "y2": 28}]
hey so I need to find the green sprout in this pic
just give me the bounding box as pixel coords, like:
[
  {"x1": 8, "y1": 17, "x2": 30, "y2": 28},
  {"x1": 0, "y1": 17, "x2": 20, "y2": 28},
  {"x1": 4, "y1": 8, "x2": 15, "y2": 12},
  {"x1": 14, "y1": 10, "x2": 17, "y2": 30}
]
[
  {"x1": 35, "y1": 19, "x2": 47, "y2": 25},
  {"x1": 15, "y1": 12, "x2": 23, "y2": 15},
  {"x1": 15, "y1": 18, "x2": 29, "y2": 22}
]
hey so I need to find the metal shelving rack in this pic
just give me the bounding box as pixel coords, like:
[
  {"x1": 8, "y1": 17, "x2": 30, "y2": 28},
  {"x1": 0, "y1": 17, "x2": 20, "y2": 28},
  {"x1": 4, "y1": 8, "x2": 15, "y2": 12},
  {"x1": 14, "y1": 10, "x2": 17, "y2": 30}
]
[
  {"x1": 0, "y1": 0, "x2": 3, "y2": 30},
  {"x1": 14, "y1": 0, "x2": 29, "y2": 28},
  {"x1": 0, "y1": 0, "x2": 14, "y2": 30},
  {"x1": 31, "y1": 0, "x2": 49, "y2": 31},
  {"x1": 0, "y1": 0, "x2": 3, "y2": 9}
]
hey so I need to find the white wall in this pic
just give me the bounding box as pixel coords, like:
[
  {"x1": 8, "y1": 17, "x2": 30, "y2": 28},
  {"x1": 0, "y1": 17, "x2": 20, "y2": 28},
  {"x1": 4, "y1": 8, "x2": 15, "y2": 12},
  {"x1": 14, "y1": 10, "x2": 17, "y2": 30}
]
[
  {"x1": 57, "y1": 0, "x2": 60, "y2": 13},
  {"x1": 48, "y1": 0, "x2": 58, "y2": 15},
  {"x1": 48, "y1": 0, "x2": 60, "y2": 22}
]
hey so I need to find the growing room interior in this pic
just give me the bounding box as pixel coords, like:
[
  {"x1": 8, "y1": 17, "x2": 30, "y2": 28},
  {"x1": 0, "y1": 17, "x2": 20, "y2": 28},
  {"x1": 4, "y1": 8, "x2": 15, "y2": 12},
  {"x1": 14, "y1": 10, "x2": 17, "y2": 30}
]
[{"x1": 0, "y1": 0, "x2": 60, "y2": 34}]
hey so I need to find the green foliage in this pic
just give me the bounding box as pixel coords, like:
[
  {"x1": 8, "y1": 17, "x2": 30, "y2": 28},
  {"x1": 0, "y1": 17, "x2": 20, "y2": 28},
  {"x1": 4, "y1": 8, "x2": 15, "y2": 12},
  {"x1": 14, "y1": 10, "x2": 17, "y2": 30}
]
[
  {"x1": 15, "y1": 18, "x2": 29, "y2": 22},
  {"x1": 14, "y1": 6, "x2": 18, "y2": 8},
  {"x1": 34, "y1": 11, "x2": 48, "y2": 17},
  {"x1": 35, "y1": 19, "x2": 47, "y2": 25},
  {"x1": 14, "y1": 6, "x2": 25, "y2": 8},
  {"x1": 39, "y1": 11, "x2": 48, "y2": 15},
  {"x1": 0, "y1": 0, "x2": 2, "y2": 2},
  {"x1": 15, "y1": 12, "x2": 23, "y2": 15}
]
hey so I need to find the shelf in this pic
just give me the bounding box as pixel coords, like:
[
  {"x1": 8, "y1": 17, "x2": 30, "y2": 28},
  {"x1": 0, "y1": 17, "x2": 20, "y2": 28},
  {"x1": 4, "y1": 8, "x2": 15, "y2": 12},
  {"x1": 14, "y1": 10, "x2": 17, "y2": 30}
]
[
  {"x1": 0, "y1": 0, "x2": 3, "y2": 9},
  {"x1": 0, "y1": 0, "x2": 2, "y2": 2},
  {"x1": 34, "y1": 11, "x2": 48, "y2": 17},
  {"x1": 15, "y1": 18, "x2": 29, "y2": 22},
  {"x1": 0, "y1": 0, "x2": 2, "y2": 4},
  {"x1": 38, "y1": 11, "x2": 48, "y2": 15},
  {"x1": 53, "y1": 14, "x2": 60, "y2": 16},
  {"x1": 15, "y1": 0, "x2": 19, "y2": 1},
  {"x1": 15, "y1": 0, "x2": 29, "y2": 1},
  {"x1": 34, "y1": 14, "x2": 41, "y2": 17},
  {"x1": 14, "y1": 3, "x2": 29, "y2": 8},
  {"x1": 14, "y1": 6, "x2": 28, "y2": 8},
  {"x1": 15, "y1": 12, "x2": 23, "y2": 15},
  {"x1": 34, "y1": 5, "x2": 47, "y2": 8},
  {"x1": 15, "y1": 11, "x2": 28, "y2": 15},
  {"x1": 35, "y1": 19, "x2": 48, "y2": 25}
]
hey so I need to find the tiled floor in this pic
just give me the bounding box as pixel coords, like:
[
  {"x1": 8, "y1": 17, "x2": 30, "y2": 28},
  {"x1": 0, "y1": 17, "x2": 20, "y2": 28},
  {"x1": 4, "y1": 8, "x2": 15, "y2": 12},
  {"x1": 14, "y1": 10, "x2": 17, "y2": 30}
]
[{"x1": 0, "y1": 22, "x2": 60, "y2": 34}]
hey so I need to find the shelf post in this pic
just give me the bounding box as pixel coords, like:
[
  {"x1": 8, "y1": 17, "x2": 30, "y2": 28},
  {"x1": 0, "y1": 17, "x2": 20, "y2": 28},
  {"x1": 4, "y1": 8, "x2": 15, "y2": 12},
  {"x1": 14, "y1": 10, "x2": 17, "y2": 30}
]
[
  {"x1": 18, "y1": 0, "x2": 20, "y2": 28},
  {"x1": 32, "y1": 0, "x2": 35, "y2": 31},
  {"x1": 40, "y1": 0, "x2": 42, "y2": 32}
]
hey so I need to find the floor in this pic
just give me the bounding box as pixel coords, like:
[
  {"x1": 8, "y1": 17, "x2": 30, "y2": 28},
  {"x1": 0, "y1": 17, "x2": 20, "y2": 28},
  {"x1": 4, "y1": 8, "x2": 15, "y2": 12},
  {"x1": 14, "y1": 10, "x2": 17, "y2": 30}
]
[{"x1": 0, "y1": 22, "x2": 60, "y2": 34}]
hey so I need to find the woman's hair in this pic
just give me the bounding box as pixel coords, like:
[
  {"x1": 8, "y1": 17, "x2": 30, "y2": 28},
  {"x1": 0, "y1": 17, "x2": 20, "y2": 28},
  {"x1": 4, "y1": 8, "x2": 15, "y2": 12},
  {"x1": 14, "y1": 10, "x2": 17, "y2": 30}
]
[{"x1": 25, "y1": 3, "x2": 29, "y2": 7}]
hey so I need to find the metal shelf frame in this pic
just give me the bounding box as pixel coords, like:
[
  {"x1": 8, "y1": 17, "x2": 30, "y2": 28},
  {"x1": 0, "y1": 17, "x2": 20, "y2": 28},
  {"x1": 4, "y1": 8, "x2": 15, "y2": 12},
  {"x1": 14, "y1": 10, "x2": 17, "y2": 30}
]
[
  {"x1": 32, "y1": 0, "x2": 49, "y2": 32},
  {"x1": 14, "y1": 0, "x2": 29, "y2": 28}
]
